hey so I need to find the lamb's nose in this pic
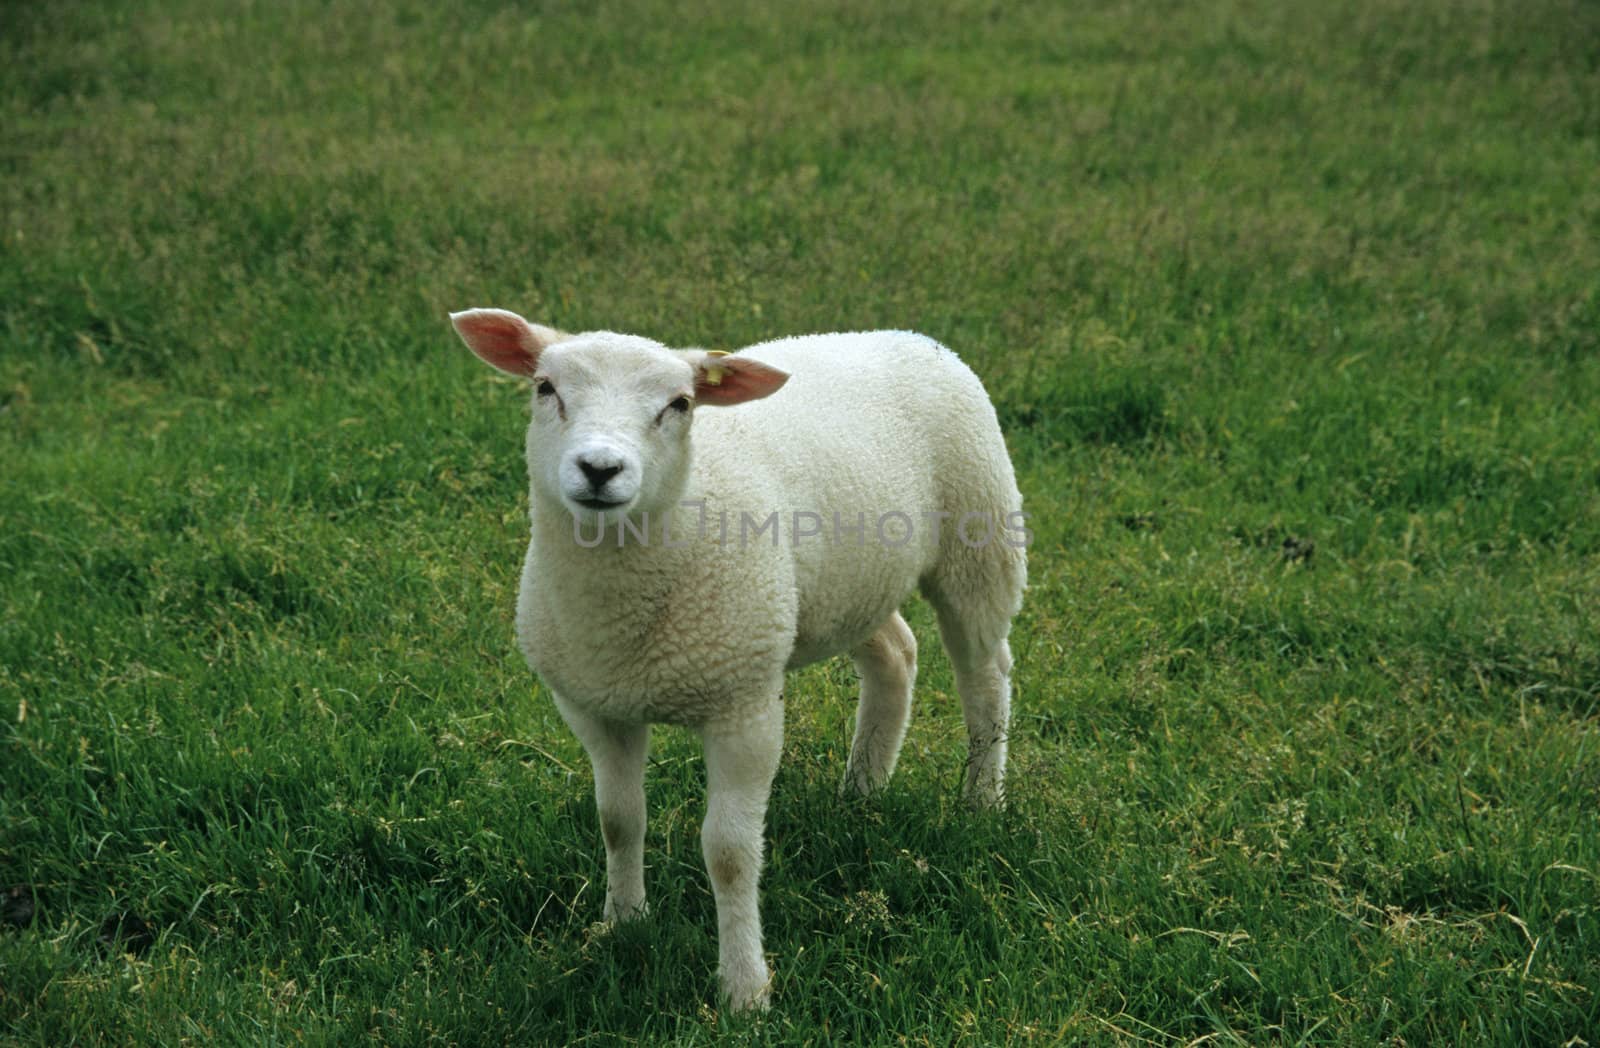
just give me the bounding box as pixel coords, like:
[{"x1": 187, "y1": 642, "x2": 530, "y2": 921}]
[{"x1": 579, "y1": 459, "x2": 623, "y2": 490}]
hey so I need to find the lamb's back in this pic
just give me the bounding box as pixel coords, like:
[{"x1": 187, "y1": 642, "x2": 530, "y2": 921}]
[{"x1": 692, "y1": 332, "x2": 1011, "y2": 666}]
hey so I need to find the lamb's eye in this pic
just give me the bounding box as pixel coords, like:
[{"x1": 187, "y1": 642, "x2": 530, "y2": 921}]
[
  {"x1": 655, "y1": 396, "x2": 691, "y2": 426},
  {"x1": 535, "y1": 380, "x2": 556, "y2": 398}
]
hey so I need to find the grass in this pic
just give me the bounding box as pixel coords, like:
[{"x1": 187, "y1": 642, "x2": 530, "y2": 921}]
[{"x1": 2, "y1": 0, "x2": 1598, "y2": 1043}]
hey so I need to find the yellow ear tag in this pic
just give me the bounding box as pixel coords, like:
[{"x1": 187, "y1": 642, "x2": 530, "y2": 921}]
[{"x1": 704, "y1": 349, "x2": 730, "y2": 386}]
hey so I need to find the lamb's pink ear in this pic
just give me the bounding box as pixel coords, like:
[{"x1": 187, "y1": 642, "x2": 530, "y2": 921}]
[
  {"x1": 693, "y1": 352, "x2": 790, "y2": 406},
  {"x1": 450, "y1": 308, "x2": 561, "y2": 378}
]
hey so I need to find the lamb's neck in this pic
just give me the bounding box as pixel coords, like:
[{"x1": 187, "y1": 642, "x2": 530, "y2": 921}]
[{"x1": 526, "y1": 498, "x2": 706, "y2": 570}]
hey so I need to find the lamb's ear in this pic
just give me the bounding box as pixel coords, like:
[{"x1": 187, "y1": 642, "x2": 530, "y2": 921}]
[
  {"x1": 693, "y1": 351, "x2": 790, "y2": 406},
  {"x1": 450, "y1": 308, "x2": 562, "y2": 378}
]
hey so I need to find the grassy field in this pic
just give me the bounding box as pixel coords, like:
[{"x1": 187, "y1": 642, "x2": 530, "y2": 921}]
[{"x1": 3, "y1": 0, "x2": 1598, "y2": 1043}]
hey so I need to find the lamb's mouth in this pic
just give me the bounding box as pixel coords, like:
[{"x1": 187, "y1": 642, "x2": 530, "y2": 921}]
[{"x1": 573, "y1": 495, "x2": 627, "y2": 511}]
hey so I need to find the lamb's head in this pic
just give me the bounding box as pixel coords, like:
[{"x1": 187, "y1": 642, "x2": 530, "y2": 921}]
[{"x1": 451, "y1": 308, "x2": 789, "y2": 526}]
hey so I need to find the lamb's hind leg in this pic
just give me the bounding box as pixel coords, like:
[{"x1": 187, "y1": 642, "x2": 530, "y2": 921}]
[
  {"x1": 842, "y1": 610, "x2": 917, "y2": 798},
  {"x1": 925, "y1": 565, "x2": 1023, "y2": 809},
  {"x1": 949, "y1": 633, "x2": 1012, "y2": 808}
]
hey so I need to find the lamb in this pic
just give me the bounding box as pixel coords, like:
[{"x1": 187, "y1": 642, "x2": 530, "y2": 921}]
[{"x1": 450, "y1": 307, "x2": 1028, "y2": 1011}]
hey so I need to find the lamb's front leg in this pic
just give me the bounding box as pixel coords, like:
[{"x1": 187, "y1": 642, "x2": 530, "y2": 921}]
[
  {"x1": 554, "y1": 695, "x2": 650, "y2": 922},
  {"x1": 698, "y1": 696, "x2": 783, "y2": 1011}
]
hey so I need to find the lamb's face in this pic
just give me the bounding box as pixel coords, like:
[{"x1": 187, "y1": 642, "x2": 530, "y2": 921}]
[
  {"x1": 528, "y1": 336, "x2": 698, "y2": 527},
  {"x1": 450, "y1": 308, "x2": 789, "y2": 530}
]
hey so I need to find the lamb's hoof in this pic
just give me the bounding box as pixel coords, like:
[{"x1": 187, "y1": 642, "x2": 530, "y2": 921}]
[
  {"x1": 601, "y1": 899, "x2": 649, "y2": 924},
  {"x1": 962, "y1": 783, "x2": 1006, "y2": 811},
  {"x1": 721, "y1": 966, "x2": 773, "y2": 1013},
  {"x1": 838, "y1": 772, "x2": 883, "y2": 802},
  {"x1": 585, "y1": 904, "x2": 650, "y2": 949}
]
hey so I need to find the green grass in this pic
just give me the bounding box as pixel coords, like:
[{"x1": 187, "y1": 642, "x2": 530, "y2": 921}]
[{"x1": 3, "y1": 0, "x2": 1598, "y2": 1043}]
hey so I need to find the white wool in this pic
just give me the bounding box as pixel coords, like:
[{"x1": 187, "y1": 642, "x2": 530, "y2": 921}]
[{"x1": 452, "y1": 311, "x2": 1026, "y2": 1011}]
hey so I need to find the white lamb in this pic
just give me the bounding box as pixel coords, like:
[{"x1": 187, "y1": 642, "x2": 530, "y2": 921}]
[{"x1": 450, "y1": 308, "x2": 1027, "y2": 1011}]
